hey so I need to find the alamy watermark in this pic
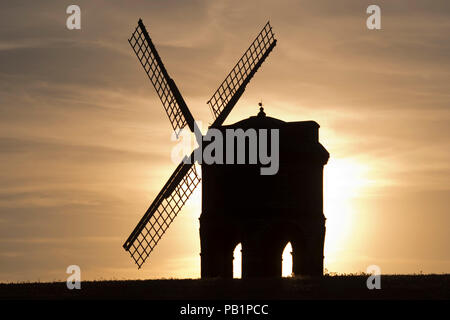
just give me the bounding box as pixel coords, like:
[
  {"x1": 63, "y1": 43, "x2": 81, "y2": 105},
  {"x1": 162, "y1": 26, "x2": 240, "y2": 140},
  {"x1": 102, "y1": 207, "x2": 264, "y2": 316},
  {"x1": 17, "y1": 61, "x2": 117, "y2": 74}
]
[
  {"x1": 66, "y1": 5, "x2": 81, "y2": 30},
  {"x1": 66, "y1": 5, "x2": 381, "y2": 31},
  {"x1": 66, "y1": 265, "x2": 81, "y2": 289},
  {"x1": 171, "y1": 121, "x2": 280, "y2": 176},
  {"x1": 366, "y1": 5, "x2": 381, "y2": 30},
  {"x1": 366, "y1": 265, "x2": 381, "y2": 289}
]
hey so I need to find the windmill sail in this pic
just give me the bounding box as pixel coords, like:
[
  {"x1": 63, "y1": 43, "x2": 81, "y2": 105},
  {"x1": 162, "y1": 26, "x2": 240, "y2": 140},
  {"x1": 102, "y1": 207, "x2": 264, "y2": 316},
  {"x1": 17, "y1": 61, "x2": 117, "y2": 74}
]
[
  {"x1": 124, "y1": 19, "x2": 278, "y2": 270},
  {"x1": 129, "y1": 19, "x2": 195, "y2": 136},
  {"x1": 208, "y1": 21, "x2": 277, "y2": 127},
  {"x1": 123, "y1": 155, "x2": 201, "y2": 268}
]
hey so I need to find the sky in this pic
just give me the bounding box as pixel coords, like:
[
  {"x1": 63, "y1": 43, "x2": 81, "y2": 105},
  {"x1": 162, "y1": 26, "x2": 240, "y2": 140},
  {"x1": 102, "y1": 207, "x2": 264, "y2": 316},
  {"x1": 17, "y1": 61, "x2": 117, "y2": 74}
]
[{"x1": 0, "y1": 0, "x2": 449, "y2": 282}]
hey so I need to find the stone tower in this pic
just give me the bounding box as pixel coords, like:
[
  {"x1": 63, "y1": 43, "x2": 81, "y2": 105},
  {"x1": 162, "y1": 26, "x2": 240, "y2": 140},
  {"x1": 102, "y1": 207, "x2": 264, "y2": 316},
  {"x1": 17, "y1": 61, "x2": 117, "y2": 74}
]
[{"x1": 199, "y1": 108, "x2": 329, "y2": 278}]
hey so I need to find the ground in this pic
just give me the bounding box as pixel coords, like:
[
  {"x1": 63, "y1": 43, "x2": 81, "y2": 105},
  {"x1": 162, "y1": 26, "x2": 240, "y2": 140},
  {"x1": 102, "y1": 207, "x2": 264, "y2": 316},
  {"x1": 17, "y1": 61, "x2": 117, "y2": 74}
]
[{"x1": 0, "y1": 275, "x2": 449, "y2": 300}]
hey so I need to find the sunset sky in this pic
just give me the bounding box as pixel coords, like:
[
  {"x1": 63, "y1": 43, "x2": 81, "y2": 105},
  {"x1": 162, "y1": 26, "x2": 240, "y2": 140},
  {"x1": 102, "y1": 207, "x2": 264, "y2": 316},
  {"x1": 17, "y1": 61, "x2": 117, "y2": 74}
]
[{"x1": 0, "y1": 0, "x2": 449, "y2": 282}]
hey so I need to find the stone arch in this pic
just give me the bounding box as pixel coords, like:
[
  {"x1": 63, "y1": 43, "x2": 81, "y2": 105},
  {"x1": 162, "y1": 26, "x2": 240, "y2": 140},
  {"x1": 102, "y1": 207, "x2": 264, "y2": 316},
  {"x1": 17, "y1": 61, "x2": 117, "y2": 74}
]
[
  {"x1": 281, "y1": 242, "x2": 293, "y2": 277},
  {"x1": 232, "y1": 243, "x2": 242, "y2": 279},
  {"x1": 290, "y1": 223, "x2": 326, "y2": 277},
  {"x1": 199, "y1": 220, "x2": 242, "y2": 278},
  {"x1": 240, "y1": 222, "x2": 301, "y2": 278}
]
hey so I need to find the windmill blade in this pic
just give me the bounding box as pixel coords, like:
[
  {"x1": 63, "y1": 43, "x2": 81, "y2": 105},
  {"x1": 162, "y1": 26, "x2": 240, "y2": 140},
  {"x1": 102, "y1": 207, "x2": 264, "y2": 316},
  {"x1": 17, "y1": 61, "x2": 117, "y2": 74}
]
[
  {"x1": 129, "y1": 19, "x2": 195, "y2": 136},
  {"x1": 208, "y1": 21, "x2": 277, "y2": 127},
  {"x1": 123, "y1": 154, "x2": 201, "y2": 268}
]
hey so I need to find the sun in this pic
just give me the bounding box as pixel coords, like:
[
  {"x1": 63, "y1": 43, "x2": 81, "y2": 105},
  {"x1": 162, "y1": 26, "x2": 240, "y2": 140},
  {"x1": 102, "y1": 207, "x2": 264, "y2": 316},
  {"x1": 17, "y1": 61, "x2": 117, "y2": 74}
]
[{"x1": 323, "y1": 157, "x2": 373, "y2": 270}]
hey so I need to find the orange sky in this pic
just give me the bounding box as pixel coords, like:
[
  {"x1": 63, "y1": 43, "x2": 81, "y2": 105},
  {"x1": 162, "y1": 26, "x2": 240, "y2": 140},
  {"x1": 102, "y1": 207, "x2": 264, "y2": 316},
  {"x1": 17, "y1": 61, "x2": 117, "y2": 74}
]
[{"x1": 0, "y1": 0, "x2": 449, "y2": 282}]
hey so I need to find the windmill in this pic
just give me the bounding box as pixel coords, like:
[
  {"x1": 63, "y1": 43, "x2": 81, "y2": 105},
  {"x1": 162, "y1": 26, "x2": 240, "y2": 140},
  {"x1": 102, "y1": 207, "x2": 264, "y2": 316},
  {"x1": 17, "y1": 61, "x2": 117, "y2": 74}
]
[{"x1": 123, "y1": 19, "x2": 277, "y2": 269}]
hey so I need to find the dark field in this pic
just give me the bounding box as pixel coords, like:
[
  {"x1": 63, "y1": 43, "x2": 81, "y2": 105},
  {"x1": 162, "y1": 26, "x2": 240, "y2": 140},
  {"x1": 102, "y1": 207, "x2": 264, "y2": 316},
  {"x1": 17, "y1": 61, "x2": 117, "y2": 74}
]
[{"x1": 0, "y1": 275, "x2": 449, "y2": 300}]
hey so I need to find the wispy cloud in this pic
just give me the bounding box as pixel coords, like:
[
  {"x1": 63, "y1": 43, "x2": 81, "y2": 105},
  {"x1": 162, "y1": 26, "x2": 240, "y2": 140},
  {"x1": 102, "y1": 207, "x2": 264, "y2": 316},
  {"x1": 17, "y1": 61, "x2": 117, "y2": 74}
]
[{"x1": 0, "y1": 0, "x2": 449, "y2": 281}]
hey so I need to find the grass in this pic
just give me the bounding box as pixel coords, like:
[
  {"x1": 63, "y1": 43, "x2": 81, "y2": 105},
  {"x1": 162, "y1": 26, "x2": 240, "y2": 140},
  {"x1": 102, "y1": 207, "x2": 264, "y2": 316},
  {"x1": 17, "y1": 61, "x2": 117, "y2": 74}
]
[{"x1": 0, "y1": 275, "x2": 449, "y2": 300}]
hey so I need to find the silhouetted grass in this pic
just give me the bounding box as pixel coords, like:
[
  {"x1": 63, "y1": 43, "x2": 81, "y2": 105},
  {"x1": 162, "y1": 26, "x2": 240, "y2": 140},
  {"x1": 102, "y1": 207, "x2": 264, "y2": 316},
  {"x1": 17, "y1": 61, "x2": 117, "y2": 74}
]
[{"x1": 0, "y1": 275, "x2": 448, "y2": 300}]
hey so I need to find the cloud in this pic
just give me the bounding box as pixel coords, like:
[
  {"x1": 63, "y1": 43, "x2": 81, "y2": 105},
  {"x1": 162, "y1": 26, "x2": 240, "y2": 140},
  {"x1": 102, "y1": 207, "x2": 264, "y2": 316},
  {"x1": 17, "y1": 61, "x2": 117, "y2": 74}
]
[{"x1": 0, "y1": 0, "x2": 449, "y2": 281}]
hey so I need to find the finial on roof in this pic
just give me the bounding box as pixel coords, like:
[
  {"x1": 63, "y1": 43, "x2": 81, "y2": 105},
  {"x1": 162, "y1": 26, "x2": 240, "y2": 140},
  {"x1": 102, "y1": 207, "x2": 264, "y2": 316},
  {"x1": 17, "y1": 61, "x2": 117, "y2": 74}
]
[{"x1": 257, "y1": 101, "x2": 266, "y2": 117}]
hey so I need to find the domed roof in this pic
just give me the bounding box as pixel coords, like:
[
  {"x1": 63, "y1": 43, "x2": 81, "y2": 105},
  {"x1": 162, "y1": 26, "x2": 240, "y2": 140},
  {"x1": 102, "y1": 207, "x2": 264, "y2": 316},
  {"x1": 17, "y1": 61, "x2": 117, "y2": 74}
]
[{"x1": 221, "y1": 106, "x2": 286, "y2": 129}]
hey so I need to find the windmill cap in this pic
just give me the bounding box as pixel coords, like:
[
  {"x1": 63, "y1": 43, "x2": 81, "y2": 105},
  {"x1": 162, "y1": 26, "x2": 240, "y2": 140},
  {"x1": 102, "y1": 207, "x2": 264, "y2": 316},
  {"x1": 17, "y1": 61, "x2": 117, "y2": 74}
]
[
  {"x1": 221, "y1": 108, "x2": 319, "y2": 131},
  {"x1": 208, "y1": 111, "x2": 328, "y2": 165}
]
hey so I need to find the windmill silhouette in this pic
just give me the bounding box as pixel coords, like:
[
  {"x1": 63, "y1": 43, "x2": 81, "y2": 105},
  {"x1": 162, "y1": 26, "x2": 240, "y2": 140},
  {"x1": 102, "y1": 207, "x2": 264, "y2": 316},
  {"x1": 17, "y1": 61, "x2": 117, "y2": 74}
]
[{"x1": 123, "y1": 19, "x2": 329, "y2": 278}]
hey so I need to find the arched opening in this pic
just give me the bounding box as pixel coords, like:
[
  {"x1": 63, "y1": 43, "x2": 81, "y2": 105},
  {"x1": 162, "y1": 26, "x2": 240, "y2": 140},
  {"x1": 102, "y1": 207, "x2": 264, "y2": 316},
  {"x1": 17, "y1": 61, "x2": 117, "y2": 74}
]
[
  {"x1": 233, "y1": 243, "x2": 242, "y2": 279},
  {"x1": 282, "y1": 242, "x2": 293, "y2": 277}
]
